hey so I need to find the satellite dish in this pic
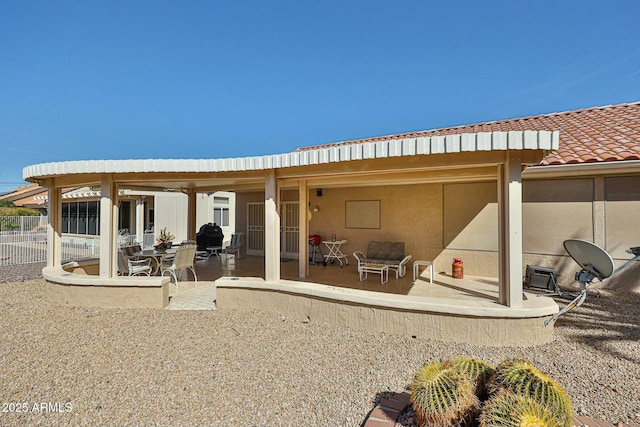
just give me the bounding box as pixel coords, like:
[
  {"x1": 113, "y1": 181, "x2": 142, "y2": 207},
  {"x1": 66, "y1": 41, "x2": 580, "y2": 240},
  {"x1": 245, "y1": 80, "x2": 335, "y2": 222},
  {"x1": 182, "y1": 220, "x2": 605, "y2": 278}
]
[
  {"x1": 547, "y1": 239, "x2": 640, "y2": 327},
  {"x1": 563, "y1": 239, "x2": 614, "y2": 281}
]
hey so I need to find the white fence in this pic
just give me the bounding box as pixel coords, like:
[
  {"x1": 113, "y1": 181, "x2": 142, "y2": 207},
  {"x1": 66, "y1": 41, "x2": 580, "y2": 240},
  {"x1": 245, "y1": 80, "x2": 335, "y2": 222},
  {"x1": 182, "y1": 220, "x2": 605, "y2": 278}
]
[
  {"x1": 0, "y1": 230, "x2": 155, "y2": 267},
  {"x1": 0, "y1": 215, "x2": 47, "y2": 232}
]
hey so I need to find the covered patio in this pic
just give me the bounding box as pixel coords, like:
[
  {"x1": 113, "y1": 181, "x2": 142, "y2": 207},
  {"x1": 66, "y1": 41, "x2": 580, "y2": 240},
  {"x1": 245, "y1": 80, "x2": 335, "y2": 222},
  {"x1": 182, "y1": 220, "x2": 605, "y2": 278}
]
[{"x1": 25, "y1": 130, "x2": 560, "y2": 346}]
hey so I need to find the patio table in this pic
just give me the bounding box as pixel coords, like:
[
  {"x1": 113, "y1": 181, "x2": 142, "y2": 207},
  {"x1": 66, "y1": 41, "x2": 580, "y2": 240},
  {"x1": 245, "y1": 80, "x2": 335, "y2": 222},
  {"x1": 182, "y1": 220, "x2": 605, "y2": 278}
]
[
  {"x1": 358, "y1": 263, "x2": 389, "y2": 284},
  {"x1": 206, "y1": 246, "x2": 223, "y2": 259},
  {"x1": 413, "y1": 260, "x2": 434, "y2": 283},
  {"x1": 323, "y1": 239, "x2": 349, "y2": 267},
  {"x1": 133, "y1": 248, "x2": 177, "y2": 275}
]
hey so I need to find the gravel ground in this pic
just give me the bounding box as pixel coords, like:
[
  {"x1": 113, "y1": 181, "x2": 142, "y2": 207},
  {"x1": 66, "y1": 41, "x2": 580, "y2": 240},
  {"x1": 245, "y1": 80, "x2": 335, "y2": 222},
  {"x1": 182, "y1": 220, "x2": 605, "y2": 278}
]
[
  {"x1": 0, "y1": 264, "x2": 638, "y2": 426},
  {"x1": 0, "y1": 262, "x2": 45, "y2": 283}
]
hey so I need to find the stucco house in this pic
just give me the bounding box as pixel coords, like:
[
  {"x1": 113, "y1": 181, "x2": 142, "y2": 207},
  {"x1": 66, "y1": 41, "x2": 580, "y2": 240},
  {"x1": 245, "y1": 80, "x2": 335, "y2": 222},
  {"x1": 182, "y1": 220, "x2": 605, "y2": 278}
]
[{"x1": 21, "y1": 101, "x2": 640, "y2": 346}]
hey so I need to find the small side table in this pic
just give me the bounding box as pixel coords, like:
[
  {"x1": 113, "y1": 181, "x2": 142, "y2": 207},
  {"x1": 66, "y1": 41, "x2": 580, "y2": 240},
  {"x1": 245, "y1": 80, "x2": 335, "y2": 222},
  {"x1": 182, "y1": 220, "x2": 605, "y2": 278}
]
[
  {"x1": 323, "y1": 239, "x2": 349, "y2": 267},
  {"x1": 206, "y1": 246, "x2": 223, "y2": 259},
  {"x1": 359, "y1": 263, "x2": 389, "y2": 284},
  {"x1": 413, "y1": 260, "x2": 433, "y2": 283}
]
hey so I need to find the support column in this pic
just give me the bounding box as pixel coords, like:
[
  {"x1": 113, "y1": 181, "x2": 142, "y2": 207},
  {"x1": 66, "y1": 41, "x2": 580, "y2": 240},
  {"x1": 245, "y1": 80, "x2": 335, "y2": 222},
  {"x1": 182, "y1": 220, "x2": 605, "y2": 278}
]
[
  {"x1": 264, "y1": 171, "x2": 280, "y2": 282},
  {"x1": 99, "y1": 175, "x2": 118, "y2": 278},
  {"x1": 135, "y1": 197, "x2": 145, "y2": 245},
  {"x1": 187, "y1": 189, "x2": 197, "y2": 241},
  {"x1": 498, "y1": 152, "x2": 523, "y2": 307},
  {"x1": 45, "y1": 179, "x2": 62, "y2": 267},
  {"x1": 298, "y1": 180, "x2": 308, "y2": 278}
]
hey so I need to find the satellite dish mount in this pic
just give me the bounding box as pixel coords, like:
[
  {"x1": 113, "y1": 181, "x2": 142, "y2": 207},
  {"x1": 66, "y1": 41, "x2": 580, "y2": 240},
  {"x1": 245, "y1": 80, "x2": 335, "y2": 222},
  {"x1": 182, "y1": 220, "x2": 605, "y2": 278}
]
[{"x1": 545, "y1": 239, "x2": 640, "y2": 326}]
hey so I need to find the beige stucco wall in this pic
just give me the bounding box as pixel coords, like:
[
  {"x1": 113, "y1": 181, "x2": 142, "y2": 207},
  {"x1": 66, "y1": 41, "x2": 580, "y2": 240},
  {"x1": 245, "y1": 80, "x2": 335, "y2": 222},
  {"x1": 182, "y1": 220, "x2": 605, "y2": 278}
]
[
  {"x1": 232, "y1": 174, "x2": 640, "y2": 292},
  {"x1": 237, "y1": 184, "x2": 449, "y2": 272},
  {"x1": 307, "y1": 184, "x2": 443, "y2": 264},
  {"x1": 216, "y1": 278, "x2": 555, "y2": 347},
  {"x1": 43, "y1": 264, "x2": 170, "y2": 309}
]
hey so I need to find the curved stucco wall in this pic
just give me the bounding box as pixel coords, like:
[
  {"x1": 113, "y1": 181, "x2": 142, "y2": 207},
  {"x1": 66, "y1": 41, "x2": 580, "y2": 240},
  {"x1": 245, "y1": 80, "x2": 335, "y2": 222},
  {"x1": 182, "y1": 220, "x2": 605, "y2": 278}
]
[
  {"x1": 43, "y1": 265, "x2": 171, "y2": 309},
  {"x1": 215, "y1": 277, "x2": 558, "y2": 347}
]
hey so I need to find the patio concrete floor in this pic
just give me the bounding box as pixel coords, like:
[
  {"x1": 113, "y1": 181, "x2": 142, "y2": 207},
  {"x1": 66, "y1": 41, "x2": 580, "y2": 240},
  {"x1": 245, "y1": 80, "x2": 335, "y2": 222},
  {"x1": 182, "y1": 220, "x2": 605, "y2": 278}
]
[{"x1": 168, "y1": 254, "x2": 515, "y2": 307}]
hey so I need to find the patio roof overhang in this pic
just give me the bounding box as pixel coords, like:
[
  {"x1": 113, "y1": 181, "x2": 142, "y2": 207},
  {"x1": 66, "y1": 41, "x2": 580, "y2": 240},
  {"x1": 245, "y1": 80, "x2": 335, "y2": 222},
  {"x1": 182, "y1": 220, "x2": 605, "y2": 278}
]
[
  {"x1": 24, "y1": 130, "x2": 558, "y2": 191},
  {"x1": 24, "y1": 129, "x2": 559, "y2": 311}
]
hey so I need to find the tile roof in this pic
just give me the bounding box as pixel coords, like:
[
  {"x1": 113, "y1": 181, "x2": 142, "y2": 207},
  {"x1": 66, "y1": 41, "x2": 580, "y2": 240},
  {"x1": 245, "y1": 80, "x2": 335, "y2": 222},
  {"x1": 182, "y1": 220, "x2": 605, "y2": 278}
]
[{"x1": 295, "y1": 102, "x2": 640, "y2": 166}]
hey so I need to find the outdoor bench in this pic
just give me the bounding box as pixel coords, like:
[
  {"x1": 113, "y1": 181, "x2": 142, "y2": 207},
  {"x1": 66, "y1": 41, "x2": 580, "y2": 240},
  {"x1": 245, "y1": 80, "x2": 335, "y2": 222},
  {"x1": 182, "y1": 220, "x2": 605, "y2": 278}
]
[{"x1": 353, "y1": 241, "x2": 412, "y2": 279}]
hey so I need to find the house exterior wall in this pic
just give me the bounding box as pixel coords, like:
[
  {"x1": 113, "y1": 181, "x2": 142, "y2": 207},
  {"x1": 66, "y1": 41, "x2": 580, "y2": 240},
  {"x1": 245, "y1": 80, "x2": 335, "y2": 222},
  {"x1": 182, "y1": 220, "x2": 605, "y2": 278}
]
[
  {"x1": 236, "y1": 183, "x2": 445, "y2": 267},
  {"x1": 233, "y1": 173, "x2": 640, "y2": 292},
  {"x1": 207, "y1": 191, "x2": 236, "y2": 240},
  {"x1": 605, "y1": 175, "x2": 640, "y2": 257},
  {"x1": 155, "y1": 191, "x2": 237, "y2": 243},
  {"x1": 154, "y1": 193, "x2": 188, "y2": 242},
  {"x1": 307, "y1": 184, "x2": 443, "y2": 265},
  {"x1": 195, "y1": 193, "x2": 210, "y2": 230}
]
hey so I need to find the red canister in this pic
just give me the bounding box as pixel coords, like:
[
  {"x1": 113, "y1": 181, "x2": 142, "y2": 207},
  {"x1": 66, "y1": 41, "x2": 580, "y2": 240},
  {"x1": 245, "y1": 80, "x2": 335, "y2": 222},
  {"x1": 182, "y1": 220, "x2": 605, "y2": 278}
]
[{"x1": 452, "y1": 257, "x2": 464, "y2": 279}]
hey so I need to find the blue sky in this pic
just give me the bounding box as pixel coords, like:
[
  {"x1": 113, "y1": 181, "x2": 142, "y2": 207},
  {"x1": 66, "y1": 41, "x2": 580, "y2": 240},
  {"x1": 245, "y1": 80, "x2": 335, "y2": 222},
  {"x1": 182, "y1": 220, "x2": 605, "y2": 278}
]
[{"x1": 2, "y1": 1, "x2": 639, "y2": 191}]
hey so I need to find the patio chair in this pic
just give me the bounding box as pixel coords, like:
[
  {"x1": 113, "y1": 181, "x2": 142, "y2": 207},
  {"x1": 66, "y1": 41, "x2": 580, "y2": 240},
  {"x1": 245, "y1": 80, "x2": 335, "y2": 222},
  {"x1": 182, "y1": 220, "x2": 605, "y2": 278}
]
[
  {"x1": 388, "y1": 255, "x2": 413, "y2": 279},
  {"x1": 220, "y1": 232, "x2": 245, "y2": 259},
  {"x1": 117, "y1": 249, "x2": 152, "y2": 276},
  {"x1": 181, "y1": 239, "x2": 209, "y2": 261},
  {"x1": 122, "y1": 244, "x2": 142, "y2": 259},
  {"x1": 160, "y1": 243, "x2": 197, "y2": 288}
]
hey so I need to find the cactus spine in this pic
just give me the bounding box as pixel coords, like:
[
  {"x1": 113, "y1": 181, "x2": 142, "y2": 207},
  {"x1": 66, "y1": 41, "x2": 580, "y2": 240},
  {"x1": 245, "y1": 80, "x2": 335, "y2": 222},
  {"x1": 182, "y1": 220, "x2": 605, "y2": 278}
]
[
  {"x1": 479, "y1": 390, "x2": 565, "y2": 427},
  {"x1": 451, "y1": 357, "x2": 495, "y2": 400},
  {"x1": 488, "y1": 359, "x2": 573, "y2": 427},
  {"x1": 410, "y1": 361, "x2": 480, "y2": 427}
]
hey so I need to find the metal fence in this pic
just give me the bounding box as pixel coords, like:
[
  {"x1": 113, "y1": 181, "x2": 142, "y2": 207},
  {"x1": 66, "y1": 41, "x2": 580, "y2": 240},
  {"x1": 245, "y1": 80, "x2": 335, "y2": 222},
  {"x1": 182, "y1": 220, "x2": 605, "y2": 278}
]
[
  {"x1": 0, "y1": 229, "x2": 155, "y2": 267},
  {"x1": 0, "y1": 215, "x2": 47, "y2": 232}
]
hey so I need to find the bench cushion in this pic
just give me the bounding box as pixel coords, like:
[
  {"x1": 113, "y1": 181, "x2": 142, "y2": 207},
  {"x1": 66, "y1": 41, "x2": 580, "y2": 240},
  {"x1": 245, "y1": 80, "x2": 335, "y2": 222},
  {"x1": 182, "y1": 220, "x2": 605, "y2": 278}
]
[{"x1": 366, "y1": 241, "x2": 404, "y2": 261}]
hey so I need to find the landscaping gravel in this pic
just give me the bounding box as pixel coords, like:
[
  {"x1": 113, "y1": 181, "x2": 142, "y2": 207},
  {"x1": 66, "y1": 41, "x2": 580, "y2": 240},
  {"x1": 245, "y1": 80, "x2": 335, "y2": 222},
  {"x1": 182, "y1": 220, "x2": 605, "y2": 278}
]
[
  {"x1": 0, "y1": 262, "x2": 44, "y2": 283},
  {"x1": 0, "y1": 267, "x2": 638, "y2": 426}
]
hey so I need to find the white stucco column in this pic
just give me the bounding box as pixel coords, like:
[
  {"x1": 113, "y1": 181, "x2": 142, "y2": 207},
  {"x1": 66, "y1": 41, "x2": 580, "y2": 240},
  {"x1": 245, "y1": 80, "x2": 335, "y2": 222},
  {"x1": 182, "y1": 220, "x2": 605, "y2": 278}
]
[
  {"x1": 44, "y1": 179, "x2": 62, "y2": 267},
  {"x1": 99, "y1": 175, "x2": 118, "y2": 278},
  {"x1": 264, "y1": 171, "x2": 280, "y2": 282},
  {"x1": 298, "y1": 180, "x2": 308, "y2": 278},
  {"x1": 498, "y1": 152, "x2": 523, "y2": 307},
  {"x1": 187, "y1": 189, "x2": 197, "y2": 241},
  {"x1": 135, "y1": 197, "x2": 145, "y2": 245}
]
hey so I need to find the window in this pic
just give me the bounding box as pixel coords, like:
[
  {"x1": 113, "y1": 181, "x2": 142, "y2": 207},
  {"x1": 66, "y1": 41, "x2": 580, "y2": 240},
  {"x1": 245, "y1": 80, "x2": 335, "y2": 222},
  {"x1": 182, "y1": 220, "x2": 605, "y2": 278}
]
[
  {"x1": 59, "y1": 200, "x2": 108, "y2": 236},
  {"x1": 62, "y1": 203, "x2": 70, "y2": 233},
  {"x1": 119, "y1": 201, "x2": 131, "y2": 232},
  {"x1": 78, "y1": 201, "x2": 87, "y2": 235},
  {"x1": 213, "y1": 207, "x2": 229, "y2": 226},
  {"x1": 213, "y1": 196, "x2": 230, "y2": 226}
]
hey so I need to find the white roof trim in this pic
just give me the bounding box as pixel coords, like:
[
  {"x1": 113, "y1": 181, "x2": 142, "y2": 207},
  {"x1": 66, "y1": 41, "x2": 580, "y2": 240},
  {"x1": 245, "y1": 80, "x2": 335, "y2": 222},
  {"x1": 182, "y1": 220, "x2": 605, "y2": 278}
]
[
  {"x1": 23, "y1": 130, "x2": 559, "y2": 180},
  {"x1": 524, "y1": 159, "x2": 640, "y2": 178}
]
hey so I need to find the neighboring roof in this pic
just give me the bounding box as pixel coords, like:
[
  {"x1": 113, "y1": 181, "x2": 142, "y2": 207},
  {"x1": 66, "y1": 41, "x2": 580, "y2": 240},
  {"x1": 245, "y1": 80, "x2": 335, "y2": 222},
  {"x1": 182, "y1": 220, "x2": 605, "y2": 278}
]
[
  {"x1": 0, "y1": 183, "x2": 48, "y2": 209},
  {"x1": 0, "y1": 183, "x2": 43, "y2": 202},
  {"x1": 295, "y1": 101, "x2": 640, "y2": 166},
  {"x1": 0, "y1": 185, "x2": 103, "y2": 208}
]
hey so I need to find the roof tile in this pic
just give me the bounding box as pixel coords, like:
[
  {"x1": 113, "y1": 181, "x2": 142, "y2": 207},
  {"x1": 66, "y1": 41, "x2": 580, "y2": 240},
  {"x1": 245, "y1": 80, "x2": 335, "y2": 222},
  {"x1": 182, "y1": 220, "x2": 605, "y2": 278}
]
[{"x1": 296, "y1": 102, "x2": 640, "y2": 165}]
